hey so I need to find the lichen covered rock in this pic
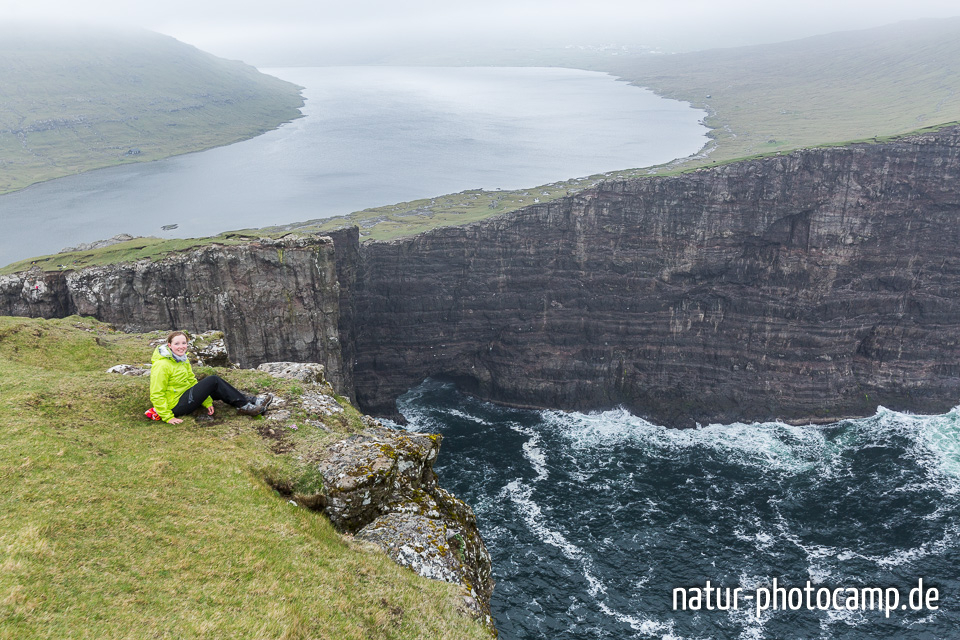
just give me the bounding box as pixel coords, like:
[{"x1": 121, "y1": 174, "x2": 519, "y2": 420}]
[
  {"x1": 356, "y1": 509, "x2": 493, "y2": 621},
  {"x1": 256, "y1": 361, "x2": 326, "y2": 384},
  {"x1": 317, "y1": 427, "x2": 439, "y2": 532},
  {"x1": 316, "y1": 426, "x2": 494, "y2": 622},
  {"x1": 300, "y1": 390, "x2": 343, "y2": 416},
  {"x1": 189, "y1": 330, "x2": 232, "y2": 368},
  {"x1": 106, "y1": 364, "x2": 150, "y2": 376}
]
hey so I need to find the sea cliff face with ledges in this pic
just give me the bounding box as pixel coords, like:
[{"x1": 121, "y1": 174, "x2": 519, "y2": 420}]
[
  {"x1": 350, "y1": 127, "x2": 960, "y2": 425},
  {"x1": 0, "y1": 235, "x2": 348, "y2": 392}
]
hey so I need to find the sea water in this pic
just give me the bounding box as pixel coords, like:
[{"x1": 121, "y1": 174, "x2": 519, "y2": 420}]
[
  {"x1": 0, "y1": 66, "x2": 707, "y2": 265},
  {"x1": 393, "y1": 380, "x2": 960, "y2": 639}
]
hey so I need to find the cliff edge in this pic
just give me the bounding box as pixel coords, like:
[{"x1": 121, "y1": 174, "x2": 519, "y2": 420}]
[
  {"x1": 6, "y1": 127, "x2": 960, "y2": 426},
  {"x1": 351, "y1": 126, "x2": 960, "y2": 425}
]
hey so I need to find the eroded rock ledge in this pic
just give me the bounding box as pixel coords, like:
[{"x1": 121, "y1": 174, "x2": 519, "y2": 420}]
[
  {"x1": 253, "y1": 361, "x2": 495, "y2": 627},
  {"x1": 317, "y1": 427, "x2": 494, "y2": 622}
]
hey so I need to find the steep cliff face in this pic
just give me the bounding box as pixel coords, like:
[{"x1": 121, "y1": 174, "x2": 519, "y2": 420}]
[
  {"x1": 0, "y1": 235, "x2": 348, "y2": 392},
  {"x1": 351, "y1": 127, "x2": 960, "y2": 425},
  {"x1": 5, "y1": 128, "x2": 960, "y2": 426}
]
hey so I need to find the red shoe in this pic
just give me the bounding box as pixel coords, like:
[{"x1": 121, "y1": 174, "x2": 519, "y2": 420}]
[{"x1": 145, "y1": 407, "x2": 161, "y2": 421}]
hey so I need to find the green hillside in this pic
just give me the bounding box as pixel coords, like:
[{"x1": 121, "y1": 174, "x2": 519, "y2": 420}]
[
  {"x1": 6, "y1": 19, "x2": 960, "y2": 264},
  {"x1": 600, "y1": 17, "x2": 960, "y2": 167},
  {"x1": 0, "y1": 25, "x2": 304, "y2": 194},
  {"x1": 0, "y1": 316, "x2": 490, "y2": 639}
]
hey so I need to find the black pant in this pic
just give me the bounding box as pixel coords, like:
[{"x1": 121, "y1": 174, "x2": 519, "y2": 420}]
[{"x1": 172, "y1": 376, "x2": 249, "y2": 417}]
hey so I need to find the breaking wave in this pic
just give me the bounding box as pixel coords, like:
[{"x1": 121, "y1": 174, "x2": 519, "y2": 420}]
[{"x1": 395, "y1": 380, "x2": 960, "y2": 639}]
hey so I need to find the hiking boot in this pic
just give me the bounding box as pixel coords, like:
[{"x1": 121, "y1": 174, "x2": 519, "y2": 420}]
[
  {"x1": 237, "y1": 402, "x2": 262, "y2": 416},
  {"x1": 237, "y1": 393, "x2": 273, "y2": 416},
  {"x1": 254, "y1": 393, "x2": 274, "y2": 412}
]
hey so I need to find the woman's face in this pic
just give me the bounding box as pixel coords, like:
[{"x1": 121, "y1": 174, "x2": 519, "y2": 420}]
[{"x1": 169, "y1": 335, "x2": 189, "y2": 358}]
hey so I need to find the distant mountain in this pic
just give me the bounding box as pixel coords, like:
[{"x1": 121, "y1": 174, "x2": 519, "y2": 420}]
[
  {"x1": 596, "y1": 17, "x2": 960, "y2": 165},
  {"x1": 0, "y1": 24, "x2": 304, "y2": 194}
]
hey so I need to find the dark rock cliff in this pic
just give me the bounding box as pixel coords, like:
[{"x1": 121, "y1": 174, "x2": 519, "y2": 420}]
[
  {"x1": 5, "y1": 126, "x2": 960, "y2": 425},
  {"x1": 0, "y1": 235, "x2": 348, "y2": 392},
  {"x1": 350, "y1": 127, "x2": 960, "y2": 425}
]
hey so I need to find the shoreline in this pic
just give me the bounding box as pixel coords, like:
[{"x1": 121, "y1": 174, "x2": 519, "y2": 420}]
[{"x1": 0, "y1": 65, "x2": 707, "y2": 266}]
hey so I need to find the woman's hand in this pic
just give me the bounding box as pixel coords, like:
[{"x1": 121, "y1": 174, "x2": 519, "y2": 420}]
[
  {"x1": 169, "y1": 417, "x2": 183, "y2": 424},
  {"x1": 207, "y1": 405, "x2": 215, "y2": 416}
]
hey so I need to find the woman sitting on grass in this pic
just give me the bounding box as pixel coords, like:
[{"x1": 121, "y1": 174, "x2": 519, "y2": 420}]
[{"x1": 149, "y1": 330, "x2": 271, "y2": 424}]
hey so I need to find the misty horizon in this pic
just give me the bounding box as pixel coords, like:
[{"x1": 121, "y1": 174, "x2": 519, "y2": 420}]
[{"x1": 4, "y1": 1, "x2": 960, "y2": 68}]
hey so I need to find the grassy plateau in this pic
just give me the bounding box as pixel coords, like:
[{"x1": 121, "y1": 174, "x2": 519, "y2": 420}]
[{"x1": 0, "y1": 316, "x2": 490, "y2": 639}]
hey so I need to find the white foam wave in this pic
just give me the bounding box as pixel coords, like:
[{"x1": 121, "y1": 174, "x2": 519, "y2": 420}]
[
  {"x1": 595, "y1": 602, "x2": 687, "y2": 640},
  {"x1": 446, "y1": 408, "x2": 493, "y2": 426},
  {"x1": 501, "y1": 478, "x2": 606, "y2": 597},
  {"x1": 905, "y1": 407, "x2": 960, "y2": 490},
  {"x1": 534, "y1": 403, "x2": 960, "y2": 498},
  {"x1": 539, "y1": 406, "x2": 841, "y2": 477},
  {"x1": 396, "y1": 382, "x2": 960, "y2": 638},
  {"x1": 502, "y1": 477, "x2": 701, "y2": 639},
  {"x1": 510, "y1": 424, "x2": 549, "y2": 482}
]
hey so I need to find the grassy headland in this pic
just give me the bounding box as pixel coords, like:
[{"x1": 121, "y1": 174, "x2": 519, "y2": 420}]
[
  {"x1": 0, "y1": 24, "x2": 304, "y2": 194},
  {"x1": 0, "y1": 315, "x2": 491, "y2": 639},
  {"x1": 0, "y1": 234, "x2": 271, "y2": 276}
]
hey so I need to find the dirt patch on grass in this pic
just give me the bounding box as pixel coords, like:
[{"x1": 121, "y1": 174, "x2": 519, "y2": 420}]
[{"x1": 255, "y1": 422, "x2": 295, "y2": 454}]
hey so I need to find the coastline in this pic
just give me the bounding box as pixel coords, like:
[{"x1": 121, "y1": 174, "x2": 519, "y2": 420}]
[{"x1": 0, "y1": 109, "x2": 305, "y2": 199}]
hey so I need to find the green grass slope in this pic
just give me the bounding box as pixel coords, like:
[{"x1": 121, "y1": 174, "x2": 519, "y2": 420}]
[
  {"x1": 0, "y1": 233, "x2": 268, "y2": 276},
  {"x1": 0, "y1": 316, "x2": 491, "y2": 640},
  {"x1": 0, "y1": 24, "x2": 304, "y2": 194}
]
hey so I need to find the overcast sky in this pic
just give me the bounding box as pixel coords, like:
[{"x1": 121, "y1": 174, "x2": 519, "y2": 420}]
[{"x1": 6, "y1": 0, "x2": 960, "y2": 64}]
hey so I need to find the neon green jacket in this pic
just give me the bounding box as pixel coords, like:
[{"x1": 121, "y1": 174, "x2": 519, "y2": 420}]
[{"x1": 149, "y1": 344, "x2": 212, "y2": 422}]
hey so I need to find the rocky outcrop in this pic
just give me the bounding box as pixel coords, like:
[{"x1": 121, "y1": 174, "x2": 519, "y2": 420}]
[
  {"x1": 256, "y1": 361, "x2": 326, "y2": 384},
  {"x1": 249, "y1": 362, "x2": 494, "y2": 625},
  {"x1": 113, "y1": 350, "x2": 496, "y2": 625},
  {"x1": 316, "y1": 427, "x2": 494, "y2": 622},
  {"x1": 349, "y1": 127, "x2": 960, "y2": 425},
  {"x1": 0, "y1": 235, "x2": 348, "y2": 393}
]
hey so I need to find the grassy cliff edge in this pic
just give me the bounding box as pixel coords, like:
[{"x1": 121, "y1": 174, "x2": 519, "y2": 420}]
[{"x1": 0, "y1": 316, "x2": 491, "y2": 639}]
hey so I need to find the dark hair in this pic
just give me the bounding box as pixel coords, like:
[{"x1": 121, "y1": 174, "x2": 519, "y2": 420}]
[{"x1": 166, "y1": 330, "x2": 189, "y2": 344}]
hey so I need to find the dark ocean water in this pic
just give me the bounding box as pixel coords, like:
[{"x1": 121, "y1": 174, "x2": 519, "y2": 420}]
[{"x1": 392, "y1": 380, "x2": 960, "y2": 639}]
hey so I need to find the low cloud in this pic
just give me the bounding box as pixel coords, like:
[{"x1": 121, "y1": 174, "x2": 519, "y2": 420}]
[{"x1": 5, "y1": 0, "x2": 960, "y2": 64}]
